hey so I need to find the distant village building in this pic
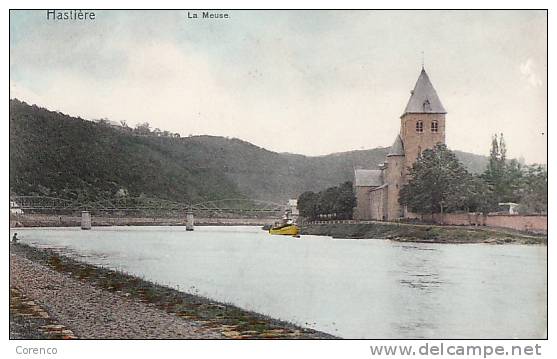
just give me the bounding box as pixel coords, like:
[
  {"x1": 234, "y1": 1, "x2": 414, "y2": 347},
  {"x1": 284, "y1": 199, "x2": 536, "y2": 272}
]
[
  {"x1": 498, "y1": 202, "x2": 519, "y2": 215},
  {"x1": 10, "y1": 200, "x2": 23, "y2": 214},
  {"x1": 287, "y1": 199, "x2": 299, "y2": 222},
  {"x1": 354, "y1": 68, "x2": 446, "y2": 221}
]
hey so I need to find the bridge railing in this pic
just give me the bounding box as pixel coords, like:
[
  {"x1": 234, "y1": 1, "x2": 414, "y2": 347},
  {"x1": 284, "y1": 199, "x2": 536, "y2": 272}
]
[{"x1": 10, "y1": 195, "x2": 287, "y2": 216}]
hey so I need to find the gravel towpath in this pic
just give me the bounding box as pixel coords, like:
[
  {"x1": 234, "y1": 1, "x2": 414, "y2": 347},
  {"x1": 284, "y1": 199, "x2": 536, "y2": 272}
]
[{"x1": 10, "y1": 253, "x2": 224, "y2": 339}]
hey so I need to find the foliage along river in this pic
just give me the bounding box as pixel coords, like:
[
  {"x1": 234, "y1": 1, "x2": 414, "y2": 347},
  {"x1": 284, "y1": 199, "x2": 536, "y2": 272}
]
[{"x1": 11, "y1": 226, "x2": 547, "y2": 339}]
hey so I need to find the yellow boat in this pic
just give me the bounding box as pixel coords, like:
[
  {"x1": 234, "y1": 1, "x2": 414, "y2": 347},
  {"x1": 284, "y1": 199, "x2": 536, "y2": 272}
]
[
  {"x1": 269, "y1": 207, "x2": 300, "y2": 236},
  {"x1": 269, "y1": 223, "x2": 300, "y2": 236}
]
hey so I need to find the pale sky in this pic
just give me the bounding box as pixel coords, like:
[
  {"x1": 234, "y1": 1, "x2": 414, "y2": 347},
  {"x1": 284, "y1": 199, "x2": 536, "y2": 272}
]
[{"x1": 10, "y1": 10, "x2": 547, "y2": 163}]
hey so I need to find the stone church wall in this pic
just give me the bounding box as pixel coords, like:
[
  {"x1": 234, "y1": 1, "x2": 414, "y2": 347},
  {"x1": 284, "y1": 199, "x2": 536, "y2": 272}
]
[
  {"x1": 369, "y1": 187, "x2": 387, "y2": 220},
  {"x1": 384, "y1": 156, "x2": 405, "y2": 220},
  {"x1": 354, "y1": 186, "x2": 372, "y2": 220}
]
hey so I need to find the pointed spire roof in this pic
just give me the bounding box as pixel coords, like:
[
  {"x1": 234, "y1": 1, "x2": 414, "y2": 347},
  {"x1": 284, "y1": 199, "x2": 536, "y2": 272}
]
[
  {"x1": 387, "y1": 134, "x2": 405, "y2": 156},
  {"x1": 402, "y1": 68, "x2": 446, "y2": 116}
]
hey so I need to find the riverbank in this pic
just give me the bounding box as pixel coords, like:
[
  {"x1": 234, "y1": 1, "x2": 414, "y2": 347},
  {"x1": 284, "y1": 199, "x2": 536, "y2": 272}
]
[
  {"x1": 301, "y1": 222, "x2": 547, "y2": 245},
  {"x1": 10, "y1": 286, "x2": 77, "y2": 339},
  {"x1": 10, "y1": 243, "x2": 335, "y2": 339}
]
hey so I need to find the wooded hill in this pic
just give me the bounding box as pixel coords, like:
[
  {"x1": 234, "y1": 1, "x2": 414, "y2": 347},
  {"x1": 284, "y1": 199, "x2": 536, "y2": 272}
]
[{"x1": 9, "y1": 99, "x2": 488, "y2": 203}]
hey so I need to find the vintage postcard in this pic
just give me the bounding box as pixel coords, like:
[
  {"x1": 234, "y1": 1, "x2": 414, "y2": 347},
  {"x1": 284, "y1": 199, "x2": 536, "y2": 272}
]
[{"x1": 7, "y1": 7, "x2": 548, "y2": 356}]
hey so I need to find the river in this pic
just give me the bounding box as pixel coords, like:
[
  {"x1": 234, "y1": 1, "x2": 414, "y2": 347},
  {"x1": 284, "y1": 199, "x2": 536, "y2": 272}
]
[{"x1": 10, "y1": 226, "x2": 547, "y2": 339}]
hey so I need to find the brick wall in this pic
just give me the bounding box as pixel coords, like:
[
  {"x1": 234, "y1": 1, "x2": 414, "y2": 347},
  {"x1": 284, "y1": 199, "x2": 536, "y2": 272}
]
[
  {"x1": 484, "y1": 214, "x2": 547, "y2": 234},
  {"x1": 408, "y1": 212, "x2": 546, "y2": 234}
]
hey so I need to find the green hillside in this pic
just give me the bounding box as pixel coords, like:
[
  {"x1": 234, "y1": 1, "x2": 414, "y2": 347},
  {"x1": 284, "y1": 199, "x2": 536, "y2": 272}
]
[{"x1": 9, "y1": 99, "x2": 488, "y2": 203}]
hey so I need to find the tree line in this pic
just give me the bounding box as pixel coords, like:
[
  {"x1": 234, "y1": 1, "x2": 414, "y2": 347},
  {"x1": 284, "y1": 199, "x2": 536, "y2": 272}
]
[
  {"x1": 400, "y1": 134, "x2": 546, "y2": 215},
  {"x1": 297, "y1": 181, "x2": 356, "y2": 221},
  {"x1": 97, "y1": 118, "x2": 182, "y2": 138}
]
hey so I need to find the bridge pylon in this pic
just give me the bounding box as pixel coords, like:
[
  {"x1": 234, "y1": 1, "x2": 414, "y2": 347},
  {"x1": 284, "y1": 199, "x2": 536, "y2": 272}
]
[
  {"x1": 185, "y1": 208, "x2": 194, "y2": 231},
  {"x1": 81, "y1": 211, "x2": 92, "y2": 230}
]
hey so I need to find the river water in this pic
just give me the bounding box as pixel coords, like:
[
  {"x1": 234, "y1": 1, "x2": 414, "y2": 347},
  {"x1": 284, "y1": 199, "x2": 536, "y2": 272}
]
[{"x1": 11, "y1": 226, "x2": 547, "y2": 339}]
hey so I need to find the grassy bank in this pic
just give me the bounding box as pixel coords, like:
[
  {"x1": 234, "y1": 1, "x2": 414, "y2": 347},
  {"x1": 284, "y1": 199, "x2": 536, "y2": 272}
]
[
  {"x1": 10, "y1": 243, "x2": 335, "y2": 339},
  {"x1": 301, "y1": 223, "x2": 547, "y2": 245}
]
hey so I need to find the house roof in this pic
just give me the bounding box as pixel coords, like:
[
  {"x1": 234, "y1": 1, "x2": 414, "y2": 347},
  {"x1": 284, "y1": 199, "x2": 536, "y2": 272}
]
[
  {"x1": 402, "y1": 68, "x2": 446, "y2": 116},
  {"x1": 387, "y1": 134, "x2": 405, "y2": 156},
  {"x1": 354, "y1": 169, "x2": 383, "y2": 187}
]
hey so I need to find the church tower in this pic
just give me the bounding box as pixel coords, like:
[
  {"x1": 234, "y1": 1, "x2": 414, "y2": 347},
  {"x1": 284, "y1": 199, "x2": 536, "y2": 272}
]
[
  {"x1": 400, "y1": 68, "x2": 447, "y2": 172},
  {"x1": 353, "y1": 67, "x2": 447, "y2": 222},
  {"x1": 384, "y1": 68, "x2": 447, "y2": 220}
]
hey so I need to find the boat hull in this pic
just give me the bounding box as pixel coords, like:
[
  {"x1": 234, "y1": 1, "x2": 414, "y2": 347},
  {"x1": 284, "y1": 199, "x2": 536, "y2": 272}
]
[{"x1": 269, "y1": 225, "x2": 300, "y2": 236}]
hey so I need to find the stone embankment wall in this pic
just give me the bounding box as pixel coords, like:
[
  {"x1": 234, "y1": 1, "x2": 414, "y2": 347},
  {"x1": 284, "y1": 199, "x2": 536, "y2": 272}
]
[
  {"x1": 309, "y1": 212, "x2": 547, "y2": 235},
  {"x1": 484, "y1": 215, "x2": 547, "y2": 234},
  {"x1": 407, "y1": 213, "x2": 547, "y2": 234}
]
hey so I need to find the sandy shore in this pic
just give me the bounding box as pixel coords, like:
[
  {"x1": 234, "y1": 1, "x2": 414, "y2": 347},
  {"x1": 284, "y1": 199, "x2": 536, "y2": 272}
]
[
  {"x1": 10, "y1": 252, "x2": 223, "y2": 339},
  {"x1": 10, "y1": 243, "x2": 335, "y2": 339}
]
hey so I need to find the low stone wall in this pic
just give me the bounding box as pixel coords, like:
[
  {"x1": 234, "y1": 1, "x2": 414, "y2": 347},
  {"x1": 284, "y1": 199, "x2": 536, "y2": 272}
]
[
  {"x1": 407, "y1": 212, "x2": 546, "y2": 234},
  {"x1": 412, "y1": 212, "x2": 486, "y2": 226},
  {"x1": 309, "y1": 212, "x2": 547, "y2": 235},
  {"x1": 484, "y1": 214, "x2": 547, "y2": 234}
]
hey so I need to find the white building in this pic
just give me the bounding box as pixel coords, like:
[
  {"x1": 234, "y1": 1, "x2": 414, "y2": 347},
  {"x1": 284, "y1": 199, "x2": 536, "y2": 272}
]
[{"x1": 10, "y1": 200, "x2": 23, "y2": 214}]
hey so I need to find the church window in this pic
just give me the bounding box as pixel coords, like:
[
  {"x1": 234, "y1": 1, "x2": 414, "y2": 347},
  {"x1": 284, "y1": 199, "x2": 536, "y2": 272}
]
[
  {"x1": 431, "y1": 120, "x2": 438, "y2": 133},
  {"x1": 416, "y1": 120, "x2": 423, "y2": 133}
]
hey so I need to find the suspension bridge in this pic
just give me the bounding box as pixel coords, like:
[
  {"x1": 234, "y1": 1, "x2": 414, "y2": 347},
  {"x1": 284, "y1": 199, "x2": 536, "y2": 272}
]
[
  {"x1": 10, "y1": 195, "x2": 290, "y2": 230},
  {"x1": 10, "y1": 195, "x2": 287, "y2": 214}
]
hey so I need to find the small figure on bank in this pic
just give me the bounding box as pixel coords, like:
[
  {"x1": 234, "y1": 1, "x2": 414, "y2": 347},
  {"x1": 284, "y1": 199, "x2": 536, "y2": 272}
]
[{"x1": 12, "y1": 233, "x2": 19, "y2": 244}]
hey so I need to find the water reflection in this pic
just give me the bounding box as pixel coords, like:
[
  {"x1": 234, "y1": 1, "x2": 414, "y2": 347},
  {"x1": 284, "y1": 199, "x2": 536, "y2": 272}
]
[{"x1": 386, "y1": 244, "x2": 450, "y2": 337}]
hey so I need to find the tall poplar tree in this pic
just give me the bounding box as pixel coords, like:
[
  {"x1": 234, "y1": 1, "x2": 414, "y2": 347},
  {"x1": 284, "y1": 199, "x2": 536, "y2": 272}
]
[{"x1": 481, "y1": 133, "x2": 522, "y2": 207}]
